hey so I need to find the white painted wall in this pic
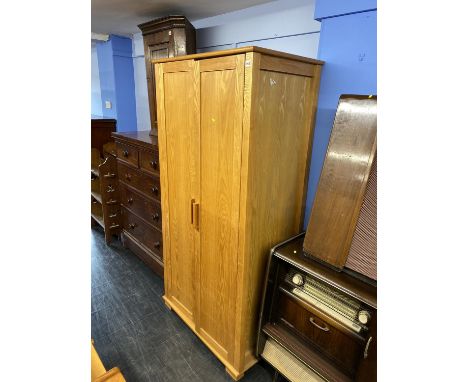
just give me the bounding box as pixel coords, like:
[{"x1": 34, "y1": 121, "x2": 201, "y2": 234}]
[
  {"x1": 130, "y1": 0, "x2": 321, "y2": 130},
  {"x1": 91, "y1": 42, "x2": 103, "y2": 116},
  {"x1": 132, "y1": 34, "x2": 151, "y2": 131}
]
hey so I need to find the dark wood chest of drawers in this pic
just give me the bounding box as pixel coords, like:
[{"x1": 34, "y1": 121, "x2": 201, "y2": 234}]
[{"x1": 112, "y1": 131, "x2": 163, "y2": 277}]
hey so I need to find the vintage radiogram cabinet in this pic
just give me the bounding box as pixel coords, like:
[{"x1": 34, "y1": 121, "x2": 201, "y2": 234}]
[{"x1": 257, "y1": 233, "x2": 377, "y2": 382}]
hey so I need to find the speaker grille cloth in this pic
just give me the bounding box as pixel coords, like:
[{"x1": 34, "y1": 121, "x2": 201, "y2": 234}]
[
  {"x1": 345, "y1": 157, "x2": 377, "y2": 280},
  {"x1": 262, "y1": 339, "x2": 326, "y2": 382}
]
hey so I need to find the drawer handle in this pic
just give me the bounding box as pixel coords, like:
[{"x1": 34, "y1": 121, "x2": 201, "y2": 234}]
[
  {"x1": 107, "y1": 185, "x2": 115, "y2": 193},
  {"x1": 127, "y1": 197, "x2": 133, "y2": 204},
  {"x1": 150, "y1": 160, "x2": 158, "y2": 169},
  {"x1": 129, "y1": 223, "x2": 136, "y2": 229},
  {"x1": 152, "y1": 213, "x2": 159, "y2": 221},
  {"x1": 125, "y1": 173, "x2": 132, "y2": 181},
  {"x1": 151, "y1": 186, "x2": 159, "y2": 195},
  {"x1": 309, "y1": 317, "x2": 329, "y2": 332},
  {"x1": 109, "y1": 224, "x2": 120, "y2": 229},
  {"x1": 123, "y1": 150, "x2": 129, "y2": 157},
  {"x1": 103, "y1": 173, "x2": 116, "y2": 178},
  {"x1": 109, "y1": 213, "x2": 118, "y2": 218},
  {"x1": 106, "y1": 199, "x2": 118, "y2": 205},
  {"x1": 364, "y1": 336, "x2": 373, "y2": 359},
  {"x1": 154, "y1": 241, "x2": 161, "y2": 250}
]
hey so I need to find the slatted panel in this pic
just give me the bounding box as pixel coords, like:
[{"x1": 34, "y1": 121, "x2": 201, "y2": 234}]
[{"x1": 345, "y1": 156, "x2": 377, "y2": 280}]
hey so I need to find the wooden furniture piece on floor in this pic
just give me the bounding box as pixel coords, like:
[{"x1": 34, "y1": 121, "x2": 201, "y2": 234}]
[
  {"x1": 91, "y1": 117, "x2": 117, "y2": 157},
  {"x1": 257, "y1": 234, "x2": 377, "y2": 382},
  {"x1": 92, "y1": 340, "x2": 126, "y2": 382},
  {"x1": 154, "y1": 46, "x2": 323, "y2": 380},
  {"x1": 303, "y1": 95, "x2": 377, "y2": 279},
  {"x1": 112, "y1": 131, "x2": 163, "y2": 277},
  {"x1": 138, "y1": 15, "x2": 196, "y2": 136},
  {"x1": 91, "y1": 144, "x2": 121, "y2": 244}
]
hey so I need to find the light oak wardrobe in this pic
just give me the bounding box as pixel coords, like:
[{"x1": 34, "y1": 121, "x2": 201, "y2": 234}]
[{"x1": 154, "y1": 46, "x2": 323, "y2": 380}]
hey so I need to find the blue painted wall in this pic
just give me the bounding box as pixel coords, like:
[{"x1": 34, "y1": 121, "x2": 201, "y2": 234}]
[
  {"x1": 303, "y1": 0, "x2": 377, "y2": 227},
  {"x1": 95, "y1": 35, "x2": 137, "y2": 132}
]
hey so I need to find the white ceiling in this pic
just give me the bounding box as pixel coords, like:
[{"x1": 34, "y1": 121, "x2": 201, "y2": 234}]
[{"x1": 91, "y1": 0, "x2": 275, "y2": 36}]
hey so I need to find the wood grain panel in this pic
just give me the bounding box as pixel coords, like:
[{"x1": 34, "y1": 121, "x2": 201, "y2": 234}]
[
  {"x1": 239, "y1": 67, "x2": 318, "y2": 362},
  {"x1": 198, "y1": 55, "x2": 245, "y2": 362},
  {"x1": 158, "y1": 62, "x2": 199, "y2": 322},
  {"x1": 153, "y1": 46, "x2": 324, "y2": 65},
  {"x1": 260, "y1": 54, "x2": 315, "y2": 77},
  {"x1": 304, "y1": 95, "x2": 377, "y2": 269}
]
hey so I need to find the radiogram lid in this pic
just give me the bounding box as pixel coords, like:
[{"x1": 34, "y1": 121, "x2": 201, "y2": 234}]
[{"x1": 273, "y1": 233, "x2": 377, "y2": 309}]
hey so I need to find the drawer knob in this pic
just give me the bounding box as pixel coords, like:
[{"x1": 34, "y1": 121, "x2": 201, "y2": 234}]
[
  {"x1": 309, "y1": 317, "x2": 329, "y2": 332},
  {"x1": 127, "y1": 197, "x2": 133, "y2": 204},
  {"x1": 125, "y1": 173, "x2": 131, "y2": 181},
  {"x1": 154, "y1": 241, "x2": 161, "y2": 250},
  {"x1": 129, "y1": 223, "x2": 136, "y2": 229},
  {"x1": 152, "y1": 212, "x2": 159, "y2": 221},
  {"x1": 150, "y1": 160, "x2": 158, "y2": 169},
  {"x1": 151, "y1": 186, "x2": 159, "y2": 195},
  {"x1": 123, "y1": 150, "x2": 129, "y2": 157}
]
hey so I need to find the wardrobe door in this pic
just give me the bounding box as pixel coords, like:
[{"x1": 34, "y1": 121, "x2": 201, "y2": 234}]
[
  {"x1": 156, "y1": 60, "x2": 200, "y2": 325},
  {"x1": 197, "y1": 54, "x2": 245, "y2": 362}
]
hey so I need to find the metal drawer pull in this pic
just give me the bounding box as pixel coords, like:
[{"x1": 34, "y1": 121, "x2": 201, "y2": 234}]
[
  {"x1": 129, "y1": 223, "x2": 136, "y2": 229},
  {"x1": 103, "y1": 173, "x2": 115, "y2": 178},
  {"x1": 106, "y1": 199, "x2": 118, "y2": 205},
  {"x1": 109, "y1": 224, "x2": 120, "y2": 229},
  {"x1": 125, "y1": 173, "x2": 131, "y2": 180},
  {"x1": 151, "y1": 186, "x2": 159, "y2": 194},
  {"x1": 309, "y1": 317, "x2": 329, "y2": 332},
  {"x1": 123, "y1": 150, "x2": 129, "y2": 157},
  {"x1": 154, "y1": 241, "x2": 161, "y2": 249},
  {"x1": 109, "y1": 213, "x2": 118, "y2": 218},
  {"x1": 152, "y1": 213, "x2": 159, "y2": 221},
  {"x1": 127, "y1": 197, "x2": 133, "y2": 204},
  {"x1": 150, "y1": 160, "x2": 158, "y2": 169},
  {"x1": 107, "y1": 186, "x2": 115, "y2": 193},
  {"x1": 364, "y1": 336, "x2": 373, "y2": 359}
]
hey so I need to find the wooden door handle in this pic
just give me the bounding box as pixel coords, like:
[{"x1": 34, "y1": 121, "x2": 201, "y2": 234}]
[{"x1": 191, "y1": 199, "x2": 200, "y2": 230}]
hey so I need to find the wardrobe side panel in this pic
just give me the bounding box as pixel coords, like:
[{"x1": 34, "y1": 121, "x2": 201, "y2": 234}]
[{"x1": 242, "y1": 58, "x2": 317, "y2": 357}]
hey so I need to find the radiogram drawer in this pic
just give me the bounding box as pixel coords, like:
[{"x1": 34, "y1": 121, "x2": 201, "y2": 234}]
[
  {"x1": 276, "y1": 291, "x2": 363, "y2": 376},
  {"x1": 120, "y1": 185, "x2": 162, "y2": 229},
  {"x1": 118, "y1": 162, "x2": 160, "y2": 201},
  {"x1": 121, "y1": 207, "x2": 163, "y2": 260}
]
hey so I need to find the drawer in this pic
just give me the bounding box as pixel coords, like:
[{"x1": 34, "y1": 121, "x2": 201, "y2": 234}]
[
  {"x1": 121, "y1": 185, "x2": 162, "y2": 229},
  {"x1": 117, "y1": 162, "x2": 160, "y2": 201},
  {"x1": 104, "y1": 204, "x2": 121, "y2": 228},
  {"x1": 91, "y1": 196, "x2": 103, "y2": 220},
  {"x1": 122, "y1": 208, "x2": 163, "y2": 260},
  {"x1": 276, "y1": 292, "x2": 363, "y2": 376},
  {"x1": 116, "y1": 141, "x2": 139, "y2": 167},
  {"x1": 139, "y1": 148, "x2": 159, "y2": 176}
]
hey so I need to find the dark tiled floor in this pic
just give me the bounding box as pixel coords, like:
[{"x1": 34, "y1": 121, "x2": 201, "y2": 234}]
[{"x1": 91, "y1": 227, "x2": 274, "y2": 382}]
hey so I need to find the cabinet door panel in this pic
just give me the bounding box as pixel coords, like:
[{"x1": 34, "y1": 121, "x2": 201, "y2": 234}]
[
  {"x1": 198, "y1": 55, "x2": 245, "y2": 361},
  {"x1": 145, "y1": 42, "x2": 169, "y2": 130},
  {"x1": 159, "y1": 62, "x2": 199, "y2": 322}
]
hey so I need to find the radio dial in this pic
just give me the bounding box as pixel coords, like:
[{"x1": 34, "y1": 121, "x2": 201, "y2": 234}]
[
  {"x1": 292, "y1": 273, "x2": 304, "y2": 286},
  {"x1": 358, "y1": 310, "x2": 371, "y2": 325}
]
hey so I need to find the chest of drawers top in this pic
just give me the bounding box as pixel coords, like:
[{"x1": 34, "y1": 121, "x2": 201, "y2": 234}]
[{"x1": 112, "y1": 131, "x2": 159, "y2": 174}]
